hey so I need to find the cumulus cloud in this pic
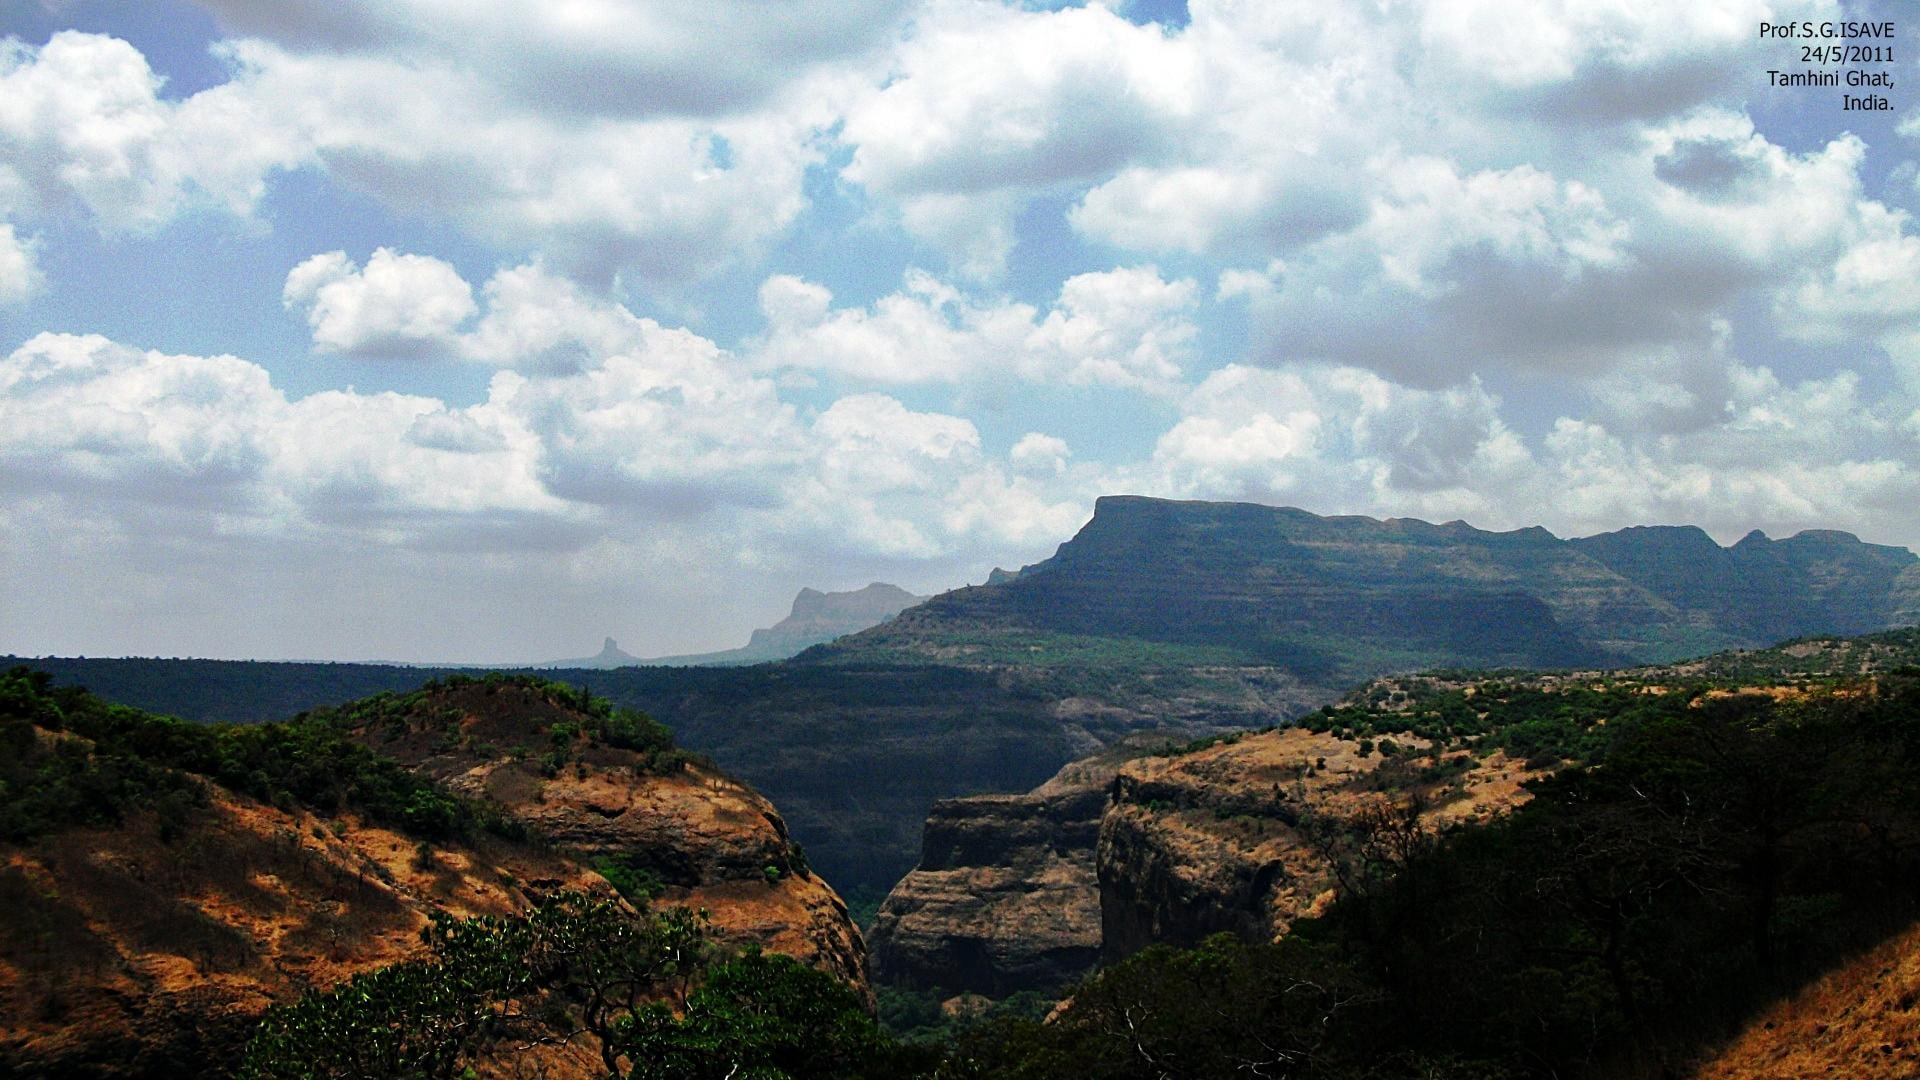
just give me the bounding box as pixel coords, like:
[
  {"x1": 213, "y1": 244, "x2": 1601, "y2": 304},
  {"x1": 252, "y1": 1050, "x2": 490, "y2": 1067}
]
[
  {"x1": 0, "y1": 223, "x2": 39, "y2": 302},
  {"x1": 1, "y1": 276, "x2": 1101, "y2": 574},
  {"x1": 0, "y1": 24, "x2": 849, "y2": 288},
  {"x1": 284, "y1": 248, "x2": 477, "y2": 357},
  {"x1": 1142, "y1": 360, "x2": 1920, "y2": 551},
  {"x1": 0, "y1": 31, "x2": 305, "y2": 229},
  {"x1": 754, "y1": 265, "x2": 1197, "y2": 392}
]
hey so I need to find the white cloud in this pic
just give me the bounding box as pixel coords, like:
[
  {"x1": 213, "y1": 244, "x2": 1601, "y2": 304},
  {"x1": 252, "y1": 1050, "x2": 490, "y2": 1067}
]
[
  {"x1": 215, "y1": 39, "x2": 838, "y2": 286},
  {"x1": 840, "y1": 1, "x2": 1191, "y2": 273},
  {"x1": 0, "y1": 223, "x2": 40, "y2": 302},
  {"x1": 1147, "y1": 365, "x2": 1522, "y2": 513},
  {"x1": 194, "y1": 0, "x2": 909, "y2": 120},
  {"x1": 0, "y1": 31, "x2": 305, "y2": 229},
  {"x1": 1010, "y1": 432, "x2": 1070, "y2": 477},
  {"x1": 755, "y1": 265, "x2": 1197, "y2": 392},
  {"x1": 284, "y1": 248, "x2": 477, "y2": 357},
  {"x1": 1143, "y1": 359, "x2": 1920, "y2": 551}
]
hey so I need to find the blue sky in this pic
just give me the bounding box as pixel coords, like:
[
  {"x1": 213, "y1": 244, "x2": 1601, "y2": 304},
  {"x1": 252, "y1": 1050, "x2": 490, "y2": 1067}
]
[{"x1": 2, "y1": 0, "x2": 1918, "y2": 662}]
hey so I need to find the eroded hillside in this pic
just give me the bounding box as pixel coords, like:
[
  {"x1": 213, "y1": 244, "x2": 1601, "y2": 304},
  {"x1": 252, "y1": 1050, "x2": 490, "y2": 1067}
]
[{"x1": 0, "y1": 671, "x2": 868, "y2": 1077}]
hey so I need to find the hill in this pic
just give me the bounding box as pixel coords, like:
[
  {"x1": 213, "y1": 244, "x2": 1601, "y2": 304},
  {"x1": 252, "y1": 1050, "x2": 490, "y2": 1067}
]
[
  {"x1": 0, "y1": 670, "x2": 868, "y2": 1076},
  {"x1": 870, "y1": 626, "x2": 1920, "y2": 998}
]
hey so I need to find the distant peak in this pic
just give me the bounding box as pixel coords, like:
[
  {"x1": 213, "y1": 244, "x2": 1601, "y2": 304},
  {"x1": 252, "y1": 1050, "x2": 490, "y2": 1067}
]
[
  {"x1": 1788, "y1": 528, "x2": 1863, "y2": 545},
  {"x1": 1736, "y1": 529, "x2": 1772, "y2": 547},
  {"x1": 600, "y1": 637, "x2": 619, "y2": 654}
]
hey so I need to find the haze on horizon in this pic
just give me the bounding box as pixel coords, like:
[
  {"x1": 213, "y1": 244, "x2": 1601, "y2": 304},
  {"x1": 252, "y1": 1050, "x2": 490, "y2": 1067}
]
[{"x1": 2, "y1": 0, "x2": 1918, "y2": 663}]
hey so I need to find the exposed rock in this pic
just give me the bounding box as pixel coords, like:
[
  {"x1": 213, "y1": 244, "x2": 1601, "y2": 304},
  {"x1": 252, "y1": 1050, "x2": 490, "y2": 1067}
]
[
  {"x1": 343, "y1": 680, "x2": 867, "y2": 990},
  {"x1": 0, "y1": 783, "x2": 610, "y2": 1078},
  {"x1": 1098, "y1": 728, "x2": 1539, "y2": 960},
  {"x1": 868, "y1": 745, "x2": 1127, "y2": 995},
  {"x1": 873, "y1": 723, "x2": 1546, "y2": 996}
]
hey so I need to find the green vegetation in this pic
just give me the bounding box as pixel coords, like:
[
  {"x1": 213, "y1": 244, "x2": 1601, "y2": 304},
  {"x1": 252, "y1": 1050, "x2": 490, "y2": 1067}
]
[
  {"x1": 943, "y1": 671, "x2": 1920, "y2": 1077},
  {"x1": 299, "y1": 672, "x2": 699, "y2": 776},
  {"x1": 0, "y1": 667, "x2": 519, "y2": 844},
  {"x1": 251, "y1": 656, "x2": 1920, "y2": 1078},
  {"x1": 1301, "y1": 679, "x2": 1690, "y2": 766},
  {"x1": 592, "y1": 853, "x2": 666, "y2": 905},
  {"x1": 242, "y1": 891, "x2": 925, "y2": 1080},
  {"x1": 876, "y1": 986, "x2": 1055, "y2": 1045}
]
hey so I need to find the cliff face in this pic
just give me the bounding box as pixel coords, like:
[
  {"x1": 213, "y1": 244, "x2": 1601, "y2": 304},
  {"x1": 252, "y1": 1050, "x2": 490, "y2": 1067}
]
[
  {"x1": 339, "y1": 680, "x2": 867, "y2": 989},
  {"x1": 1097, "y1": 728, "x2": 1540, "y2": 960},
  {"x1": 825, "y1": 496, "x2": 1920, "y2": 672},
  {"x1": 866, "y1": 741, "x2": 1158, "y2": 994},
  {"x1": 868, "y1": 723, "x2": 1542, "y2": 995}
]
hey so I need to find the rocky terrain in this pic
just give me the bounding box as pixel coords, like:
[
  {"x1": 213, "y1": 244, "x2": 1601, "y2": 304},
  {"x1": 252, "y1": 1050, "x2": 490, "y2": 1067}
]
[
  {"x1": 0, "y1": 673, "x2": 867, "y2": 1076},
  {"x1": 868, "y1": 738, "x2": 1162, "y2": 994},
  {"x1": 330, "y1": 678, "x2": 866, "y2": 987},
  {"x1": 873, "y1": 627, "x2": 1920, "y2": 997},
  {"x1": 1096, "y1": 728, "x2": 1542, "y2": 961},
  {"x1": 869, "y1": 723, "x2": 1542, "y2": 995}
]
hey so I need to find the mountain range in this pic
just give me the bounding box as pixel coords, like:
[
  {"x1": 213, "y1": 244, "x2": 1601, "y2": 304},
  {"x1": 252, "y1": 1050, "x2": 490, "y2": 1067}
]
[
  {"x1": 813, "y1": 495, "x2": 1920, "y2": 674},
  {"x1": 14, "y1": 497, "x2": 1919, "y2": 897},
  {"x1": 547, "y1": 583, "x2": 925, "y2": 668}
]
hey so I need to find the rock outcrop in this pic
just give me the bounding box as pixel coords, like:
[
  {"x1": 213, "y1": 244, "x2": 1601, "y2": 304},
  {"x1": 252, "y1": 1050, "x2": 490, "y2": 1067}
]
[
  {"x1": 868, "y1": 741, "x2": 1155, "y2": 994},
  {"x1": 871, "y1": 698, "x2": 1550, "y2": 995},
  {"x1": 339, "y1": 679, "x2": 868, "y2": 990},
  {"x1": 1098, "y1": 728, "x2": 1540, "y2": 960},
  {"x1": 647, "y1": 582, "x2": 927, "y2": 666}
]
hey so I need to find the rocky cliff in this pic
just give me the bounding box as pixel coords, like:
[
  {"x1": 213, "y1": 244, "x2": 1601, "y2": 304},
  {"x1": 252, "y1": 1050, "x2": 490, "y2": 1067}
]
[
  {"x1": 870, "y1": 718, "x2": 1541, "y2": 995},
  {"x1": 821, "y1": 496, "x2": 1920, "y2": 672},
  {"x1": 867, "y1": 739, "x2": 1163, "y2": 995},
  {"x1": 1097, "y1": 726, "x2": 1540, "y2": 960},
  {"x1": 335, "y1": 678, "x2": 866, "y2": 988}
]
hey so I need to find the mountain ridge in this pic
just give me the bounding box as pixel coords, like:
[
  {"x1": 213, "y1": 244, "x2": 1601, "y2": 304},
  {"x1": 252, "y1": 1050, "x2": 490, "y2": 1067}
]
[{"x1": 810, "y1": 495, "x2": 1920, "y2": 673}]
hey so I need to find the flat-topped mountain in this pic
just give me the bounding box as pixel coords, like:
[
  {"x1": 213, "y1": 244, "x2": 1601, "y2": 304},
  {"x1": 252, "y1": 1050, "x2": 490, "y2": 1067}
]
[
  {"x1": 813, "y1": 496, "x2": 1920, "y2": 676},
  {"x1": 16, "y1": 499, "x2": 1918, "y2": 905}
]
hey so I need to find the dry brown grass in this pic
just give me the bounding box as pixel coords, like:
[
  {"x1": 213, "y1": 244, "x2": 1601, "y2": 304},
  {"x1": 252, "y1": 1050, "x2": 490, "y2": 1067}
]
[{"x1": 1693, "y1": 919, "x2": 1920, "y2": 1079}]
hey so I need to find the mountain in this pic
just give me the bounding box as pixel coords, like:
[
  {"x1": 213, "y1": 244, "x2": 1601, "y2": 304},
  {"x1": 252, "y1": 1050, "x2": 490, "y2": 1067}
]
[
  {"x1": 814, "y1": 496, "x2": 1920, "y2": 673},
  {"x1": 14, "y1": 499, "x2": 1919, "y2": 902},
  {"x1": 547, "y1": 635, "x2": 644, "y2": 668},
  {"x1": 0, "y1": 671, "x2": 866, "y2": 1076},
  {"x1": 646, "y1": 583, "x2": 926, "y2": 666}
]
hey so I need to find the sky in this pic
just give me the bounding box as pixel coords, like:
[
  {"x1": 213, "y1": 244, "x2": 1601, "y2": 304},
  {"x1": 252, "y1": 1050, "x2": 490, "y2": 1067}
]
[{"x1": 2, "y1": 0, "x2": 1918, "y2": 662}]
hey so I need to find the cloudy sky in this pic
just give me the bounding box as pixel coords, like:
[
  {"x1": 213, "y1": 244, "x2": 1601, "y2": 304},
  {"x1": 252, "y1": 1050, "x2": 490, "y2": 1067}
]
[{"x1": 2, "y1": 0, "x2": 1917, "y2": 662}]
